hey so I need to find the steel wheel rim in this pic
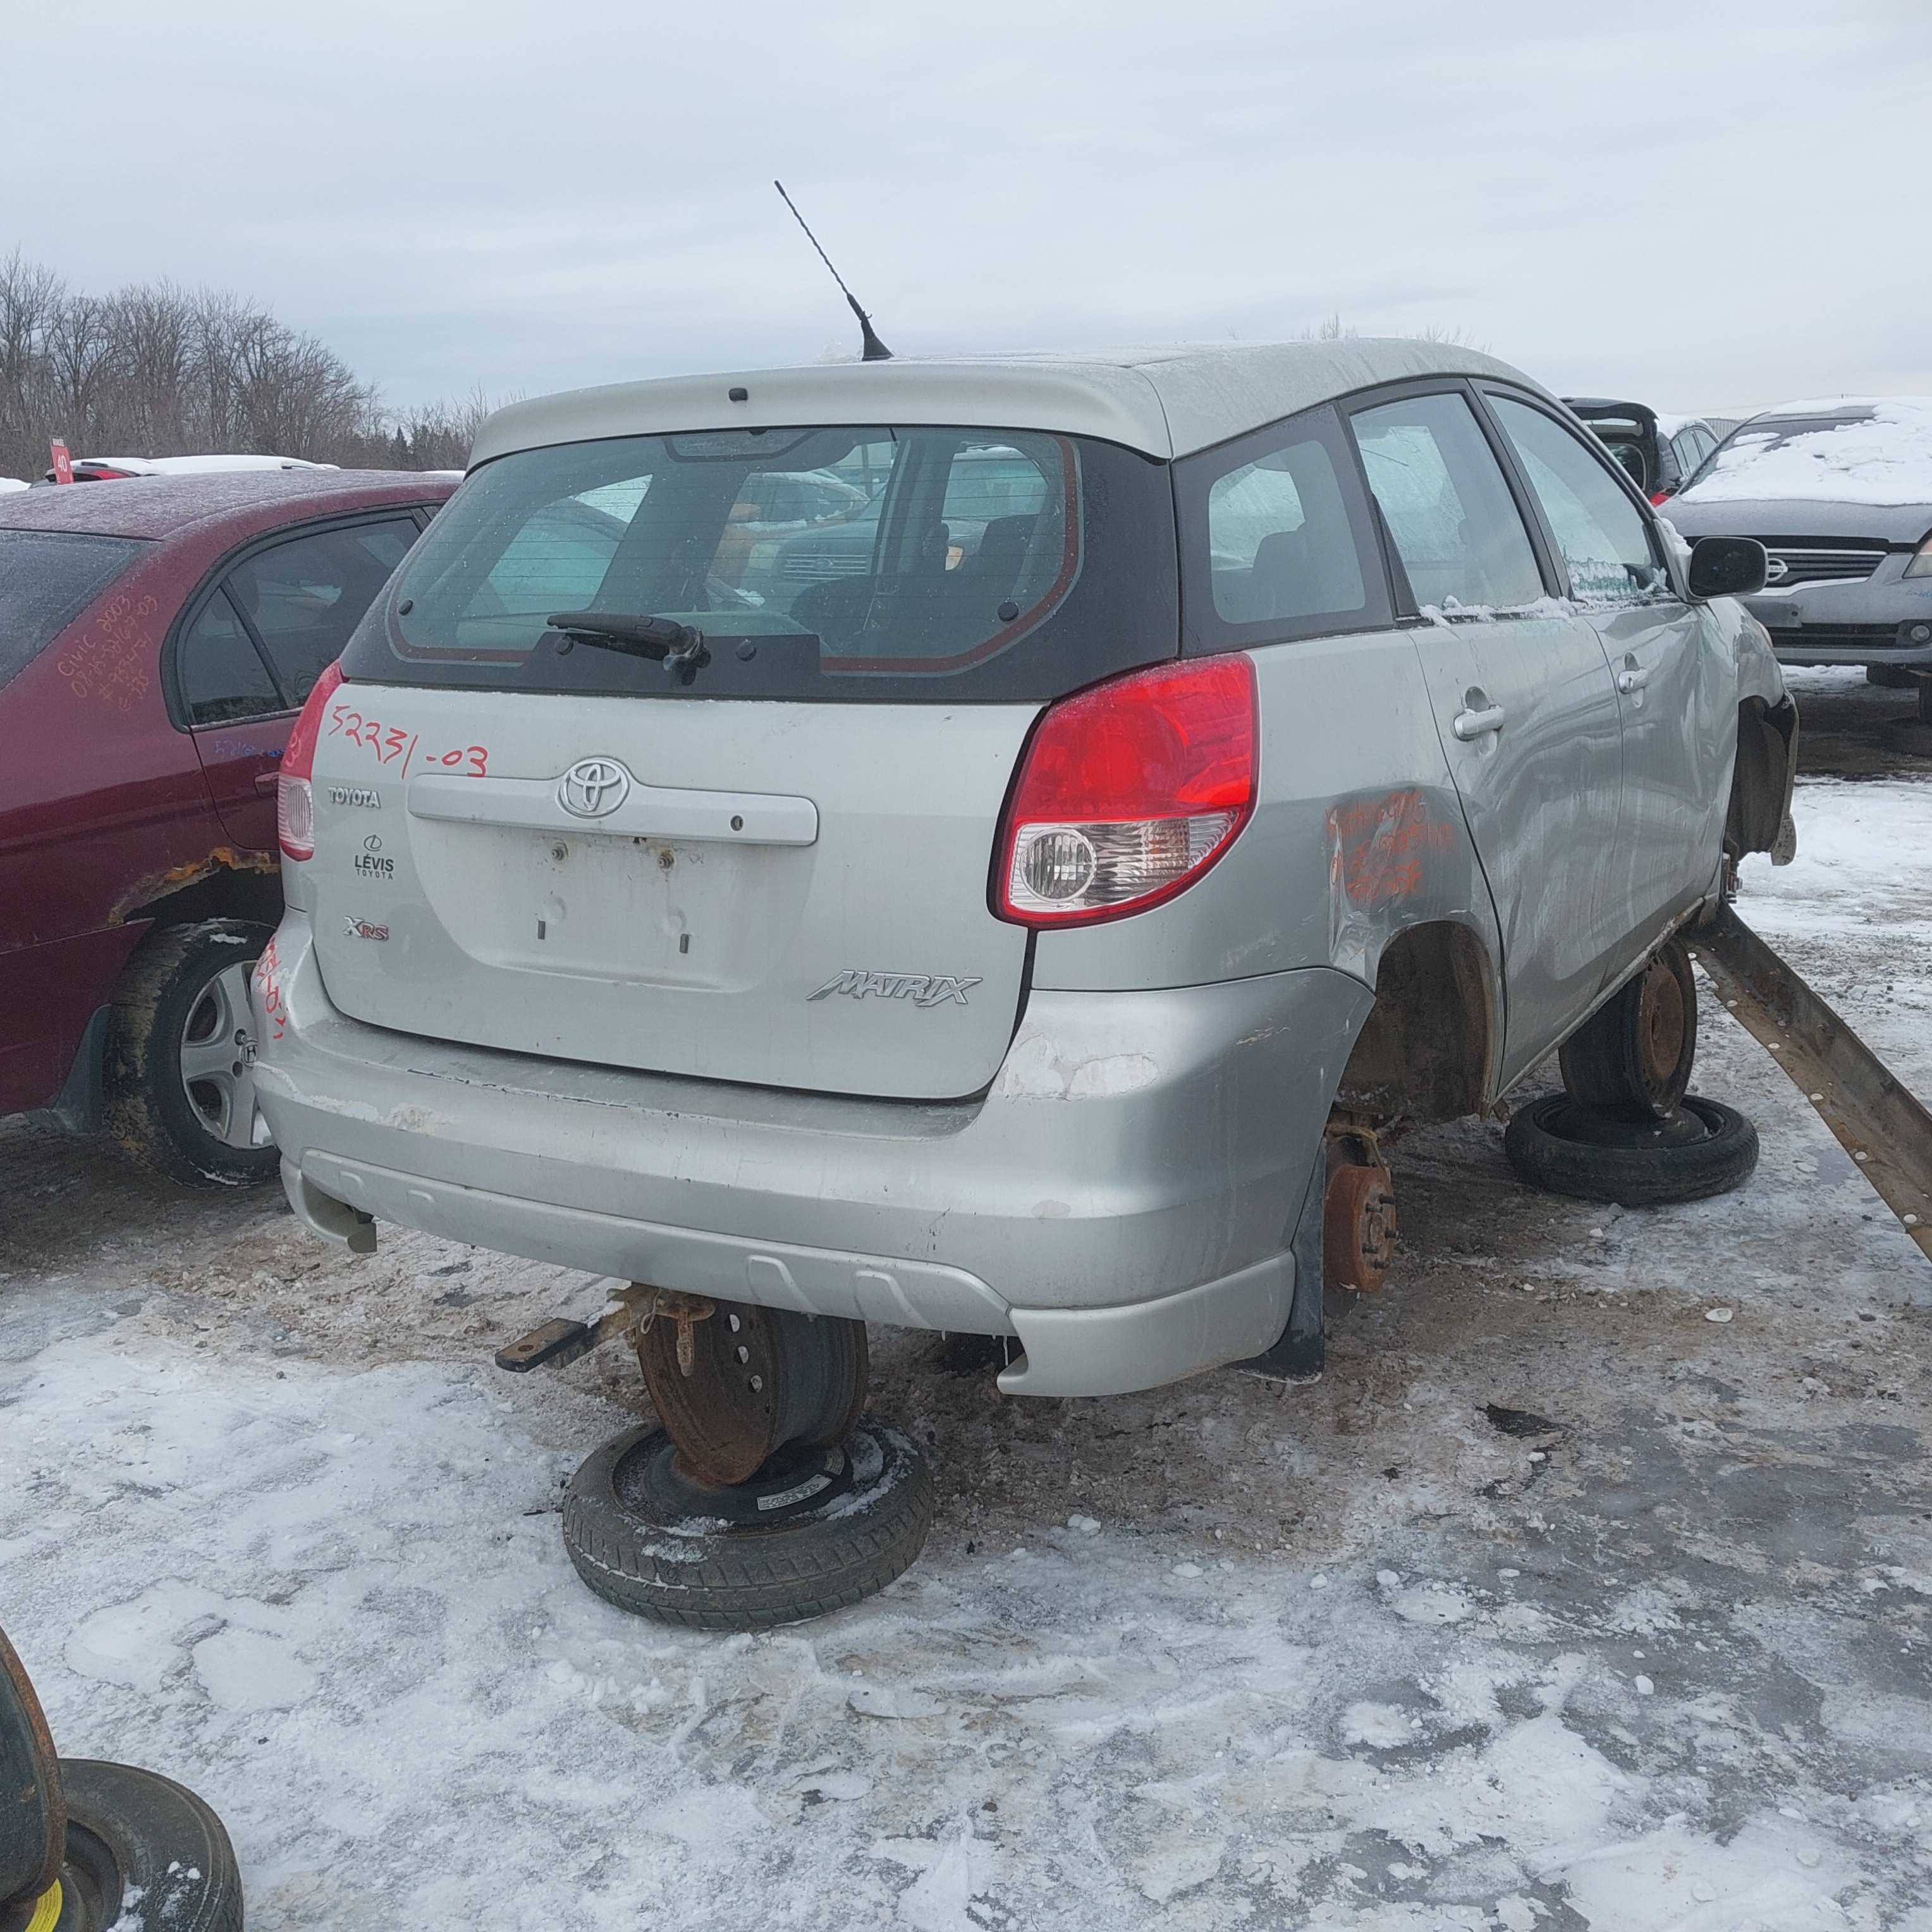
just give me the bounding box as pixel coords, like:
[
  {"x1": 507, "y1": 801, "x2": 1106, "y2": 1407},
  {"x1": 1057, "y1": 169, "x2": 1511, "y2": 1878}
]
[{"x1": 176, "y1": 960, "x2": 259, "y2": 1150}]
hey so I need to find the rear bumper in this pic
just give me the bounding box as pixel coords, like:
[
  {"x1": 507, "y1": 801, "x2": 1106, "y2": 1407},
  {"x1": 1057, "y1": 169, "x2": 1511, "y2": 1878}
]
[{"x1": 252, "y1": 914, "x2": 1372, "y2": 1398}]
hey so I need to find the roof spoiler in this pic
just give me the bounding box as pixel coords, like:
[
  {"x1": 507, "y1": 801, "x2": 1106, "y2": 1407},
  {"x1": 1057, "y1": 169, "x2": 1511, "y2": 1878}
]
[{"x1": 1562, "y1": 396, "x2": 1660, "y2": 429}]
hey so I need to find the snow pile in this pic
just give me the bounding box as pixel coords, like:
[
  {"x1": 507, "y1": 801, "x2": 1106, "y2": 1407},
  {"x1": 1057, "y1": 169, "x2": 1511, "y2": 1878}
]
[{"x1": 1677, "y1": 398, "x2": 1932, "y2": 507}]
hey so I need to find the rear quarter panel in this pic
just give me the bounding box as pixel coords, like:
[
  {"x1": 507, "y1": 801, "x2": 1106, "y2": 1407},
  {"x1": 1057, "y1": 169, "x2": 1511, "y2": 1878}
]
[{"x1": 1030, "y1": 628, "x2": 1503, "y2": 1022}]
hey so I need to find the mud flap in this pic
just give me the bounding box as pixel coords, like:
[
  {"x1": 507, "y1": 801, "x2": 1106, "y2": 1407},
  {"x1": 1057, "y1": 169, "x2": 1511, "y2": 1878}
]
[
  {"x1": 1235, "y1": 1154, "x2": 1327, "y2": 1382},
  {"x1": 23, "y1": 1005, "x2": 109, "y2": 1137}
]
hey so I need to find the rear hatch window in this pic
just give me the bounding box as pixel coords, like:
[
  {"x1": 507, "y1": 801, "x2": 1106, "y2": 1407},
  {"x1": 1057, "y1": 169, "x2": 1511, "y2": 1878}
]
[
  {"x1": 0, "y1": 529, "x2": 148, "y2": 690},
  {"x1": 340, "y1": 425, "x2": 1174, "y2": 702}
]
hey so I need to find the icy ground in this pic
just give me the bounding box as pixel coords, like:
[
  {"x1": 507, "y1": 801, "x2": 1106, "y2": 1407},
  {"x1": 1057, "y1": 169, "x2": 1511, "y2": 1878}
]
[{"x1": 3, "y1": 671, "x2": 1931, "y2": 1931}]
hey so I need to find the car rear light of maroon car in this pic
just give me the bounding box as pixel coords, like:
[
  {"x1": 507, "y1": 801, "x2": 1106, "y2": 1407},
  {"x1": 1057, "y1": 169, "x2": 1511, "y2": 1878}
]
[
  {"x1": 277, "y1": 660, "x2": 345, "y2": 861},
  {"x1": 994, "y1": 654, "x2": 1256, "y2": 927}
]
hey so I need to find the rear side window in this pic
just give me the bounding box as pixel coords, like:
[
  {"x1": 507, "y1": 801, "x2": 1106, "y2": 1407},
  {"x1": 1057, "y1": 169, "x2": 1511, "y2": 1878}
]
[
  {"x1": 180, "y1": 590, "x2": 281, "y2": 723},
  {"x1": 226, "y1": 518, "x2": 420, "y2": 705},
  {"x1": 342, "y1": 426, "x2": 1177, "y2": 703},
  {"x1": 1349, "y1": 393, "x2": 1545, "y2": 613},
  {"x1": 0, "y1": 529, "x2": 147, "y2": 690},
  {"x1": 1175, "y1": 404, "x2": 1387, "y2": 651},
  {"x1": 1485, "y1": 396, "x2": 1668, "y2": 604}
]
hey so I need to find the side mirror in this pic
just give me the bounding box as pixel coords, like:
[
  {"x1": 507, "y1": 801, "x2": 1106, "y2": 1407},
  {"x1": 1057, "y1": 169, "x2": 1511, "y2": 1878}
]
[{"x1": 1687, "y1": 535, "x2": 1767, "y2": 600}]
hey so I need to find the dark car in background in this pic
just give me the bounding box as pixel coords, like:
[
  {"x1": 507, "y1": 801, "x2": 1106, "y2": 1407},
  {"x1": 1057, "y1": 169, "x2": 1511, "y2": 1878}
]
[
  {"x1": 0, "y1": 468, "x2": 454, "y2": 1183},
  {"x1": 1666, "y1": 398, "x2": 1932, "y2": 710},
  {"x1": 1564, "y1": 398, "x2": 1720, "y2": 504}
]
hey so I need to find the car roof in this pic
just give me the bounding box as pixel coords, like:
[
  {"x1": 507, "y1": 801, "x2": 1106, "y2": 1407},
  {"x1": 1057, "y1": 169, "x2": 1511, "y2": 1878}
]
[
  {"x1": 1742, "y1": 398, "x2": 1913, "y2": 424},
  {"x1": 70, "y1": 453, "x2": 332, "y2": 476},
  {"x1": 472, "y1": 339, "x2": 1546, "y2": 465},
  {"x1": 0, "y1": 468, "x2": 455, "y2": 542}
]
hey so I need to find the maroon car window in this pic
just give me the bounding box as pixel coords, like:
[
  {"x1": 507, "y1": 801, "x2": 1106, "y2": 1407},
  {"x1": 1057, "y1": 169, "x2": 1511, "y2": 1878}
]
[
  {"x1": 225, "y1": 518, "x2": 419, "y2": 706},
  {"x1": 0, "y1": 530, "x2": 147, "y2": 690},
  {"x1": 180, "y1": 589, "x2": 281, "y2": 724}
]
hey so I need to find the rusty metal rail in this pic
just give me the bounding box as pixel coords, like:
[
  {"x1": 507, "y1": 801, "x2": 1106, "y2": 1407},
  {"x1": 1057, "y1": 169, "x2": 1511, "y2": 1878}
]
[{"x1": 1689, "y1": 904, "x2": 1932, "y2": 1264}]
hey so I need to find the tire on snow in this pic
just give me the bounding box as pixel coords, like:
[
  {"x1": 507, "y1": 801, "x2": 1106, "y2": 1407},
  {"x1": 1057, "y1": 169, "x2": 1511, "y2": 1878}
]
[
  {"x1": 563, "y1": 1418, "x2": 934, "y2": 1631},
  {"x1": 52, "y1": 1759, "x2": 244, "y2": 1932},
  {"x1": 105, "y1": 919, "x2": 278, "y2": 1187},
  {"x1": 1504, "y1": 1093, "x2": 1758, "y2": 1207}
]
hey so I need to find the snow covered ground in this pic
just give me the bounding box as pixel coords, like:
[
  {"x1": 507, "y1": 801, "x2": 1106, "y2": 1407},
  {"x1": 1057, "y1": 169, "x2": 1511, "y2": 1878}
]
[{"x1": 3, "y1": 669, "x2": 1930, "y2": 1931}]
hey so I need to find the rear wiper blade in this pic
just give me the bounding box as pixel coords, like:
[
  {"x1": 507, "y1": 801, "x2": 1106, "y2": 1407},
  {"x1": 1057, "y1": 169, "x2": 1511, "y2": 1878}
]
[{"x1": 546, "y1": 610, "x2": 711, "y2": 682}]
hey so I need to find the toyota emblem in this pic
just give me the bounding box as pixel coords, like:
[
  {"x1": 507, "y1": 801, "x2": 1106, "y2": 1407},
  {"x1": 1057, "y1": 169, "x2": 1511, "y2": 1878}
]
[{"x1": 558, "y1": 757, "x2": 632, "y2": 819}]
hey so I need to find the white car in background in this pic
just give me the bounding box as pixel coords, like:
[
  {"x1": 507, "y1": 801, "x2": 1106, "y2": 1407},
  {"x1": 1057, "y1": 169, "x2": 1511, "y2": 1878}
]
[{"x1": 39, "y1": 454, "x2": 336, "y2": 484}]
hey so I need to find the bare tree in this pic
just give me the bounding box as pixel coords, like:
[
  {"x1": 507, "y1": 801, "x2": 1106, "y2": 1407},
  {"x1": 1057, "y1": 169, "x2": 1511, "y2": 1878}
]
[{"x1": 0, "y1": 253, "x2": 479, "y2": 480}]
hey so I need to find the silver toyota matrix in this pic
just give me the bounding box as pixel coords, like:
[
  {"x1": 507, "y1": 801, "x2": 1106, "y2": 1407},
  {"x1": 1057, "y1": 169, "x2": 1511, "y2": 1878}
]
[{"x1": 253, "y1": 341, "x2": 1797, "y2": 1401}]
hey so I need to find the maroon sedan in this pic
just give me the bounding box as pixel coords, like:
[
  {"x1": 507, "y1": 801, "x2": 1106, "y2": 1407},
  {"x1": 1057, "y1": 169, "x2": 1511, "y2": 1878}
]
[{"x1": 0, "y1": 468, "x2": 455, "y2": 1183}]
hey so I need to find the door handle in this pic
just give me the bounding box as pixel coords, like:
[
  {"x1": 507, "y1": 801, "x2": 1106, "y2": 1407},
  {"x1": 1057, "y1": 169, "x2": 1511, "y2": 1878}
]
[
  {"x1": 1617, "y1": 664, "x2": 1651, "y2": 694},
  {"x1": 1452, "y1": 704, "x2": 1507, "y2": 742}
]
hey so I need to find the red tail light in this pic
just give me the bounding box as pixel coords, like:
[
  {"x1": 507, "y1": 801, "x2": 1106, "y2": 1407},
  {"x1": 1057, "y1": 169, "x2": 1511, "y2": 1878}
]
[
  {"x1": 1649, "y1": 489, "x2": 1671, "y2": 505},
  {"x1": 277, "y1": 661, "x2": 345, "y2": 861},
  {"x1": 995, "y1": 655, "x2": 1257, "y2": 927}
]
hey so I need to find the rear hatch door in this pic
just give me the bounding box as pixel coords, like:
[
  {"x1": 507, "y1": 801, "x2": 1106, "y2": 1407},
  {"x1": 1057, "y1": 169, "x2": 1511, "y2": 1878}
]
[{"x1": 314, "y1": 421, "x2": 1175, "y2": 1100}]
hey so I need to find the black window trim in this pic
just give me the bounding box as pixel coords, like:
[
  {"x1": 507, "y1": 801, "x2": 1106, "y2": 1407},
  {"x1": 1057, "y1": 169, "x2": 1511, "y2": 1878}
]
[
  {"x1": 1173, "y1": 400, "x2": 1395, "y2": 656},
  {"x1": 1336, "y1": 376, "x2": 1565, "y2": 621},
  {"x1": 164, "y1": 504, "x2": 443, "y2": 731},
  {"x1": 1467, "y1": 382, "x2": 1680, "y2": 608}
]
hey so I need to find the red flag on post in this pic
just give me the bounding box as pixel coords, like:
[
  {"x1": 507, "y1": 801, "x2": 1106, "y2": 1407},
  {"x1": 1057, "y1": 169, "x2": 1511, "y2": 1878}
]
[{"x1": 49, "y1": 440, "x2": 73, "y2": 486}]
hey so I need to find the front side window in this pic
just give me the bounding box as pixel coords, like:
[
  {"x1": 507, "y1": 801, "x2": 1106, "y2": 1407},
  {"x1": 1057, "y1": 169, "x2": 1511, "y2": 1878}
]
[
  {"x1": 226, "y1": 518, "x2": 420, "y2": 704},
  {"x1": 1350, "y1": 392, "x2": 1545, "y2": 613},
  {"x1": 1486, "y1": 396, "x2": 1668, "y2": 603},
  {"x1": 344, "y1": 425, "x2": 1177, "y2": 702}
]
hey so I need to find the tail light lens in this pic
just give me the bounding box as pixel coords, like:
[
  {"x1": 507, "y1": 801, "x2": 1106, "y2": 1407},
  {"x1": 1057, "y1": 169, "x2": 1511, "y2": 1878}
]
[
  {"x1": 277, "y1": 661, "x2": 345, "y2": 862},
  {"x1": 1649, "y1": 489, "x2": 1672, "y2": 505},
  {"x1": 995, "y1": 654, "x2": 1256, "y2": 927}
]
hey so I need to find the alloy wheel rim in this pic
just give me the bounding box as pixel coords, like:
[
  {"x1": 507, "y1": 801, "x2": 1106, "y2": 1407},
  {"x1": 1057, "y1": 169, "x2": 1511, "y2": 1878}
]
[{"x1": 176, "y1": 960, "x2": 259, "y2": 1149}]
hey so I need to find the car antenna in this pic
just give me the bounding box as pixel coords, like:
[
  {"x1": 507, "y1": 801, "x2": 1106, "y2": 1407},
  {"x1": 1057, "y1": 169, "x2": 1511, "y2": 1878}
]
[{"x1": 773, "y1": 180, "x2": 892, "y2": 362}]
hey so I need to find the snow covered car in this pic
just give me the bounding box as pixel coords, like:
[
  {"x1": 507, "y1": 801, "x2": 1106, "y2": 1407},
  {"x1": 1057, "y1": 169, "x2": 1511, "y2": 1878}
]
[
  {"x1": 1666, "y1": 398, "x2": 1932, "y2": 715},
  {"x1": 38, "y1": 453, "x2": 335, "y2": 484}
]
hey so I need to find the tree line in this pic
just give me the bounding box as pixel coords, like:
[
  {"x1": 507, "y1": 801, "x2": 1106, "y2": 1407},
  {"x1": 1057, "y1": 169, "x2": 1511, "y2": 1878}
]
[{"x1": 0, "y1": 250, "x2": 489, "y2": 480}]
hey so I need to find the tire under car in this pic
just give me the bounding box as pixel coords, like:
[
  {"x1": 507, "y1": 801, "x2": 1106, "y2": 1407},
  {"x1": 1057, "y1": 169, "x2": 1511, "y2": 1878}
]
[
  {"x1": 561, "y1": 1417, "x2": 934, "y2": 1632},
  {"x1": 1504, "y1": 1093, "x2": 1759, "y2": 1206}
]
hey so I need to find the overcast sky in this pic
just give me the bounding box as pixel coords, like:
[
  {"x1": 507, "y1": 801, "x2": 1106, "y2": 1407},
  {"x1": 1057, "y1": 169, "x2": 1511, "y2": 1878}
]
[{"x1": 8, "y1": 0, "x2": 1926, "y2": 420}]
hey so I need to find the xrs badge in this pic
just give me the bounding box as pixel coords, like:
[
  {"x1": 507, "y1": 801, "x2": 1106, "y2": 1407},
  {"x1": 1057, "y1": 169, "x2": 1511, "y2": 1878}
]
[{"x1": 343, "y1": 917, "x2": 390, "y2": 941}]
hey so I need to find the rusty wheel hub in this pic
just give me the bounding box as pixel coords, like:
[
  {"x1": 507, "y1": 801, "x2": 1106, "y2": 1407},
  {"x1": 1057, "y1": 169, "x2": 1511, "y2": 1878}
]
[
  {"x1": 633, "y1": 1293, "x2": 867, "y2": 1489},
  {"x1": 1637, "y1": 960, "x2": 1688, "y2": 1097},
  {"x1": 1324, "y1": 1159, "x2": 1398, "y2": 1293}
]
